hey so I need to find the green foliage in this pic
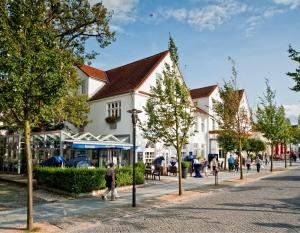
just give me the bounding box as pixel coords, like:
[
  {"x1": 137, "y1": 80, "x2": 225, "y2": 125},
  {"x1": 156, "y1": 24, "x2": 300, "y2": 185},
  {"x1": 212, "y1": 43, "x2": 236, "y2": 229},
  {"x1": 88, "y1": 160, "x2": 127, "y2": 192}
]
[
  {"x1": 34, "y1": 165, "x2": 145, "y2": 194},
  {"x1": 213, "y1": 58, "x2": 252, "y2": 144},
  {"x1": 34, "y1": 167, "x2": 106, "y2": 194},
  {"x1": 168, "y1": 33, "x2": 179, "y2": 65},
  {"x1": 256, "y1": 80, "x2": 286, "y2": 145},
  {"x1": 181, "y1": 161, "x2": 190, "y2": 168},
  {"x1": 278, "y1": 118, "x2": 293, "y2": 146},
  {"x1": 0, "y1": 0, "x2": 114, "y2": 130},
  {"x1": 140, "y1": 37, "x2": 195, "y2": 152},
  {"x1": 244, "y1": 138, "x2": 266, "y2": 155},
  {"x1": 217, "y1": 134, "x2": 238, "y2": 152},
  {"x1": 287, "y1": 45, "x2": 300, "y2": 92}
]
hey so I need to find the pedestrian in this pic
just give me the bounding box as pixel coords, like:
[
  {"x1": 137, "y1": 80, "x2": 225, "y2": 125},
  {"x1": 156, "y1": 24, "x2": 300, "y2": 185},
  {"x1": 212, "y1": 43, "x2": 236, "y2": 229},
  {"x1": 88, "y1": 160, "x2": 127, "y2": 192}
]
[
  {"x1": 228, "y1": 154, "x2": 235, "y2": 171},
  {"x1": 264, "y1": 153, "x2": 268, "y2": 165},
  {"x1": 255, "y1": 156, "x2": 262, "y2": 173},
  {"x1": 211, "y1": 156, "x2": 218, "y2": 175},
  {"x1": 101, "y1": 162, "x2": 116, "y2": 200},
  {"x1": 246, "y1": 156, "x2": 251, "y2": 173},
  {"x1": 202, "y1": 159, "x2": 208, "y2": 177},
  {"x1": 234, "y1": 157, "x2": 239, "y2": 172}
]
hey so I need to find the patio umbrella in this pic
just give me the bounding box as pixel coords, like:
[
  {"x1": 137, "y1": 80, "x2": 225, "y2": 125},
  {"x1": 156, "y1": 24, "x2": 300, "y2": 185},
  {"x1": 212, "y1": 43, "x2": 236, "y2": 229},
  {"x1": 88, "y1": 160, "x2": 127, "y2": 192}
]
[{"x1": 153, "y1": 156, "x2": 165, "y2": 165}]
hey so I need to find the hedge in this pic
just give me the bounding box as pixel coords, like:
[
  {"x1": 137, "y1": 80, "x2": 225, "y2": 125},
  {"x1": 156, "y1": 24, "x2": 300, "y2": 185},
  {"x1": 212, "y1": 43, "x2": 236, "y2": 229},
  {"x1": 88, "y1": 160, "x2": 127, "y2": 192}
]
[{"x1": 34, "y1": 164, "x2": 145, "y2": 194}]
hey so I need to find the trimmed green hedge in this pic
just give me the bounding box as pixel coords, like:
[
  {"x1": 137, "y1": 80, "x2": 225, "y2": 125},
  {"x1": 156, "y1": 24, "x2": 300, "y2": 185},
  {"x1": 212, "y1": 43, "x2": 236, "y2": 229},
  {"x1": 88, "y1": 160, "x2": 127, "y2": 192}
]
[{"x1": 34, "y1": 164, "x2": 145, "y2": 194}]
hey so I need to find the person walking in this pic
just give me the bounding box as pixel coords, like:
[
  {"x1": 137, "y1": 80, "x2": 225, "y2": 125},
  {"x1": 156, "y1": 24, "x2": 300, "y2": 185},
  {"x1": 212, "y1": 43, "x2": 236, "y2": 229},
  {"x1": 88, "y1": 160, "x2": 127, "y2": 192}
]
[
  {"x1": 101, "y1": 162, "x2": 116, "y2": 200},
  {"x1": 202, "y1": 159, "x2": 208, "y2": 177},
  {"x1": 234, "y1": 157, "x2": 239, "y2": 172},
  {"x1": 228, "y1": 154, "x2": 235, "y2": 171},
  {"x1": 211, "y1": 156, "x2": 218, "y2": 175},
  {"x1": 246, "y1": 156, "x2": 251, "y2": 173},
  {"x1": 255, "y1": 156, "x2": 262, "y2": 173}
]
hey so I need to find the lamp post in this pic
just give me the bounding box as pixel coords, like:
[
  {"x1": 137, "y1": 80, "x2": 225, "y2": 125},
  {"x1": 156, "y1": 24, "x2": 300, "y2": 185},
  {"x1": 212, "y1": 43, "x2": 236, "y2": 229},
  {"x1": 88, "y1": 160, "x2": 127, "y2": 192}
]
[{"x1": 127, "y1": 109, "x2": 142, "y2": 207}]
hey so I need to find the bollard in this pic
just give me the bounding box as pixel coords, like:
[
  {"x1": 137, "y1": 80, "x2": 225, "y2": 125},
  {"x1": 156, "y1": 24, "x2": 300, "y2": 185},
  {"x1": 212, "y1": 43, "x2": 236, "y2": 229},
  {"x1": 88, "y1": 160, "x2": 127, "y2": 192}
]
[{"x1": 214, "y1": 170, "x2": 218, "y2": 186}]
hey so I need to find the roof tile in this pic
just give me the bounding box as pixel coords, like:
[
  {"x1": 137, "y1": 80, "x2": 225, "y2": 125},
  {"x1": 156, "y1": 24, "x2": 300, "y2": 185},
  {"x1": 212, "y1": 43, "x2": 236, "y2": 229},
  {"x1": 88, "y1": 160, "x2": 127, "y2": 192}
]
[
  {"x1": 89, "y1": 51, "x2": 169, "y2": 101},
  {"x1": 190, "y1": 85, "x2": 218, "y2": 99},
  {"x1": 78, "y1": 65, "x2": 108, "y2": 82}
]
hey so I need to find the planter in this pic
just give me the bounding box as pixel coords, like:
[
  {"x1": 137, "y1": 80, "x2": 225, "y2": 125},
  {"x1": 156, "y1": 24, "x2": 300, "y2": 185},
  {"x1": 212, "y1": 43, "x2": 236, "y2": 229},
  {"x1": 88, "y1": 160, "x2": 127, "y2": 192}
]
[{"x1": 182, "y1": 167, "x2": 188, "y2": 178}]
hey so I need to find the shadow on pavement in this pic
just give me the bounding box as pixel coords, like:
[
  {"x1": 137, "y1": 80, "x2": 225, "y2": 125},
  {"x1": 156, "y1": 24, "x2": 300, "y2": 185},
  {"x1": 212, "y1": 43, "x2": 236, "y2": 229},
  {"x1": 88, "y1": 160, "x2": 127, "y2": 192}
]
[
  {"x1": 261, "y1": 176, "x2": 300, "y2": 181},
  {"x1": 252, "y1": 222, "x2": 300, "y2": 231}
]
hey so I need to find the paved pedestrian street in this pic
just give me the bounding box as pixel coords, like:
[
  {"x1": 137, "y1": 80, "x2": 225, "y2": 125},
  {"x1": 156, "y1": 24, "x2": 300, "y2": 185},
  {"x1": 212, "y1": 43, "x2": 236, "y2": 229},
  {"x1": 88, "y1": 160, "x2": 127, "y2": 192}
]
[
  {"x1": 58, "y1": 164, "x2": 300, "y2": 233},
  {"x1": 0, "y1": 162, "x2": 299, "y2": 233}
]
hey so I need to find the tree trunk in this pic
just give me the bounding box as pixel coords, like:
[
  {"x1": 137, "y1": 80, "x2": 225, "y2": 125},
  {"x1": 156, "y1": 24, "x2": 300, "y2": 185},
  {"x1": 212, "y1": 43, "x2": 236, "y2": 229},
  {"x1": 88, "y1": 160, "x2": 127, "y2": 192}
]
[
  {"x1": 177, "y1": 147, "x2": 182, "y2": 195},
  {"x1": 24, "y1": 120, "x2": 33, "y2": 231},
  {"x1": 239, "y1": 139, "x2": 243, "y2": 180},
  {"x1": 270, "y1": 144, "x2": 274, "y2": 172},
  {"x1": 284, "y1": 144, "x2": 287, "y2": 169}
]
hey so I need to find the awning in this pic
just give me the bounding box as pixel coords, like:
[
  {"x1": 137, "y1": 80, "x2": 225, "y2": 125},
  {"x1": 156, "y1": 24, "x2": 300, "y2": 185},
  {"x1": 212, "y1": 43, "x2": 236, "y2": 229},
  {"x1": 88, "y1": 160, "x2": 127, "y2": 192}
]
[{"x1": 71, "y1": 143, "x2": 132, "y2": 149}]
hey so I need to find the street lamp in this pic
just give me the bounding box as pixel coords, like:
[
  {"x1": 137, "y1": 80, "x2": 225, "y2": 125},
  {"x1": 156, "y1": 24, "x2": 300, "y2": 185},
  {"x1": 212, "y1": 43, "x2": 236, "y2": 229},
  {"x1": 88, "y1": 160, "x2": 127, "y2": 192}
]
[{"x1": 127, "y1": 108, "x2": 142, "y2": 207}]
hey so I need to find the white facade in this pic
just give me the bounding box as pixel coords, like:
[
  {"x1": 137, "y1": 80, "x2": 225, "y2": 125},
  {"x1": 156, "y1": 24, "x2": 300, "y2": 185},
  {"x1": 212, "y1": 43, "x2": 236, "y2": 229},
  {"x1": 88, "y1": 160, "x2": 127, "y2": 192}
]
[
  {"x1": 192, "y1": 86, "x2": 221, "y2": 156},
  {"x1": 82, "y1": 53, "x2": 209, "y2": 164}
]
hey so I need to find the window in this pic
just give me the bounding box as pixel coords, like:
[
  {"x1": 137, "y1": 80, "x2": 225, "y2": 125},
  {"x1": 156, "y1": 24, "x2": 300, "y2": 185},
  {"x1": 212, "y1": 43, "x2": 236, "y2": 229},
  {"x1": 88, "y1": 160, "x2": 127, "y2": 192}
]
[
  {"x1": 212, "y1": 119, "x2": 215, "y2": 130},
  {"x1": 107, "y1": 101, "x2": 121, "y2": 118},
  {"x1": 201, "y1": 118, "x2": 205, "y2": 132},
  {"x1": 194, "y1": 118, "x2": 199, "y2": 132}
]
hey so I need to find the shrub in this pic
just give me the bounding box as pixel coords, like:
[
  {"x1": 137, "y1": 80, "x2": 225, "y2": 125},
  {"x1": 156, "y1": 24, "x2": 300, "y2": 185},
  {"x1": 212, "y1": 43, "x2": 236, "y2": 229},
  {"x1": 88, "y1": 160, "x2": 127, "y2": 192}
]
[
  {"x1": 181, "y1": 161, "x2": 190, "y2": 168},
  {"x1": 34, "y1": 164, "x2": 145, "y2": 194}
]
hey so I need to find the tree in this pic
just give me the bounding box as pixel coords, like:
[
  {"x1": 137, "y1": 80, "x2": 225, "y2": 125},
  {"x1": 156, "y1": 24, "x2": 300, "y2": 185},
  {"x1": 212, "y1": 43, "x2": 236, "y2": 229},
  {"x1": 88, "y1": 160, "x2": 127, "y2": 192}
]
[
  {"x1": 244, "y1": 138, "x2": 266, "y2": 158},
  {"x1": 140, "y1": 36, "x2": 195, "y2": 195},
  {"x1": 213, "y1": 58, "x2": 252, "y2": 179},
  {"x1": 256, "y1": 80, "x2": 285, "y2": 172},
  {"x1": 279, "y1": 117, "x2": 293, "y2": 168},
  {"x1": 0, "y1": 0, "x2": 114, "y2": 230},
  {"x1": 217, "y1": 134, "x2": 237, "y2": 170},
  {"x1": 287, "y1": 46, "x2": 300, "y2": 92}
]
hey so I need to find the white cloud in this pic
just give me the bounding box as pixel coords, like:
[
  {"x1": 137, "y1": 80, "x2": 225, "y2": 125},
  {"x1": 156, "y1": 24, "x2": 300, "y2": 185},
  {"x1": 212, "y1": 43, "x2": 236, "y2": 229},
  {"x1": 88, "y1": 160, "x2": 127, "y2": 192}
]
[
  {"x1": 90, "y1": 0, "x2": 139, "y2": 23},
  {"x1": 284, "y1": 104, "x2": 300, "y2": 123},
  {"x1": 159, "y1": 0, "x2": 248, "y2": 31},
  {"x1": 273, "y1": 0, "x2": 300, "y2": 9},
  {"x1": 244, "y1": 7, "x2": 285, "y2": 37}
]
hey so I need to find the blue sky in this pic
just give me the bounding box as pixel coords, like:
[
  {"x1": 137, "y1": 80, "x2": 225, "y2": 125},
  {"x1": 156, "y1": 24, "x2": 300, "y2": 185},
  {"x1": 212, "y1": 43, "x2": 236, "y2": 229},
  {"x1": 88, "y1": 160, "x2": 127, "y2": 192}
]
[{"x1": 88, "y1": 0, "x2": 300, "y2": 123}]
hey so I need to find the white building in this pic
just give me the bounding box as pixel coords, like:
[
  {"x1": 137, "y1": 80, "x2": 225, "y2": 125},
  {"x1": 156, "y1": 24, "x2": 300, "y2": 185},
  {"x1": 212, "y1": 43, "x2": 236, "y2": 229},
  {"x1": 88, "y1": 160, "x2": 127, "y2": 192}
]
[
  {"x1": 77, "y1": 51, "x2": 209, "y2": 165},
  {"x1": 190, "y1": 85, "x2": 221, "y2": 156}
]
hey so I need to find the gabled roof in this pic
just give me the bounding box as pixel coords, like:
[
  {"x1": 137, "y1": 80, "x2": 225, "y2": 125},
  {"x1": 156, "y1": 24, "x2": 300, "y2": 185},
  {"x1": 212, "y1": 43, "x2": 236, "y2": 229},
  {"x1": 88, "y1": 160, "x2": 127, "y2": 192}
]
[
  {"x1": 190, "y1": 85, "x2": 218, "y2": 99},
  {"x1": 89, "y1": 51, "x2": 169, "y2": 101},
  {"x1": 235, "y1": 89, "x2": 245, "y2": 102},
  {"x1": 196, "y1": 107, "x2": 209, "y2": 115},
  {"x1": 78, "y1": 65, "x2": 108, "y2": 82}
]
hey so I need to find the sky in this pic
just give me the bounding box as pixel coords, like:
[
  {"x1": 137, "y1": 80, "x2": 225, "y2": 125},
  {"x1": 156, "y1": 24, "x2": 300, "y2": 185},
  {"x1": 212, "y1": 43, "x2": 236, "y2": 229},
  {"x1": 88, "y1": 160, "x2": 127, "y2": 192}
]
[{"x1": 88, "y1": 0, "x2": 300, "y2": 124}]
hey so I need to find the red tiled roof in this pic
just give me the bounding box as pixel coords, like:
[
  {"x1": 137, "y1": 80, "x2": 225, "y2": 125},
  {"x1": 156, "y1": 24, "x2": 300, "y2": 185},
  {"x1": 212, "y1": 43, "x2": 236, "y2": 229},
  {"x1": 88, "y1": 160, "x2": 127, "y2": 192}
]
[
  {"x1": 190, "y1": 85, "x2": 218, "y2": 99},
  {"x1": 89, "y1": 51, "x2": 169, "y2": 101},
  {"x1": 196, "y1": 107, "x2": 209, "y2": 115},
  {"x1": 78, "y1": 65, "x2": 108, "y2": 82}
]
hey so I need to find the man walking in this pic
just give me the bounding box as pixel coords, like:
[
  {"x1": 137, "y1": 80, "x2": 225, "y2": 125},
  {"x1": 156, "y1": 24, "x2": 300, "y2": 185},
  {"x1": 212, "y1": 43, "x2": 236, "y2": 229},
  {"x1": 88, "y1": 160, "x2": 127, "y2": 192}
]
[{"x1": 256, "y1": 156, "x2": 262, "y2": 173}]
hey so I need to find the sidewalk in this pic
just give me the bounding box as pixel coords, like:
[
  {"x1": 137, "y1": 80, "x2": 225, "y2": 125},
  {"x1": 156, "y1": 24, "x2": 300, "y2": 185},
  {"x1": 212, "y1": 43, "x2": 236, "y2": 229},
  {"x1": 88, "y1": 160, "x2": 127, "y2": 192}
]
[{"x1": 0, "y1": 161, "x2": 298, "y2": 231}]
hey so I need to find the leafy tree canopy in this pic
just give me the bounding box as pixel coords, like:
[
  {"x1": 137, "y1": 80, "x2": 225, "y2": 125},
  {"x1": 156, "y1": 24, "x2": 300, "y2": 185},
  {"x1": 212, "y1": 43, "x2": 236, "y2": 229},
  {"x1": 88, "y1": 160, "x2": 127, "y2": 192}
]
[{"x1": 287, "y1": 45, "x2": 300, "y2": 92}]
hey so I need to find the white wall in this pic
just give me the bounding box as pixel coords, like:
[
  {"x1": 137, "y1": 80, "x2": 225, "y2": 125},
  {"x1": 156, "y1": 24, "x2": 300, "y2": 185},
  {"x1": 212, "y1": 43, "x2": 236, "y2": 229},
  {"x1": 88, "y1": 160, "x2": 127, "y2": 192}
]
[
  {"x1": 76, "y1": 68, "x2": 106, "y2": 98},
  {"x1": 86, "y1": 93, "x2": 134, "y2": 136}
]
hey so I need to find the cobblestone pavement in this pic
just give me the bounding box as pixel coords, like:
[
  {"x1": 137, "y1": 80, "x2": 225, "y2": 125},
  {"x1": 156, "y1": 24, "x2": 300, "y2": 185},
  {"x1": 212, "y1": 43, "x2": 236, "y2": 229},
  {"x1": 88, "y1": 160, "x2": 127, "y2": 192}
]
[{"x1": 60, "y1": 165, "x2": 300, "y2": 233}]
